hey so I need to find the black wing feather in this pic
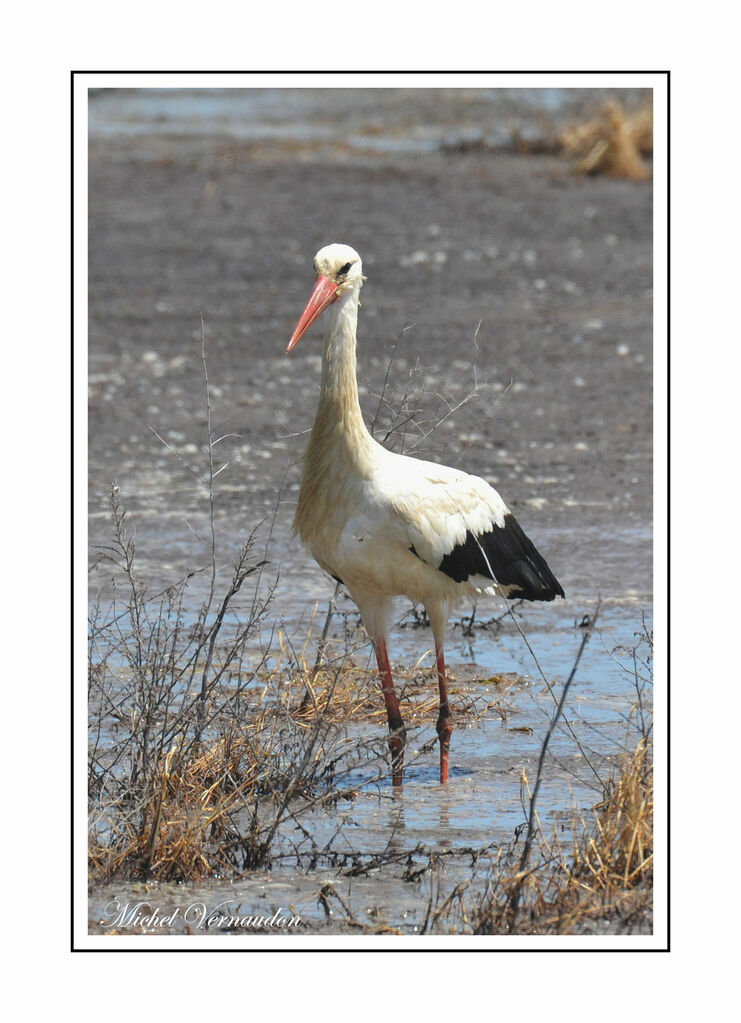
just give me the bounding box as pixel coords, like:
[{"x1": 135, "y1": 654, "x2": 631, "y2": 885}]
[{"x1": 437, "y1": 513, "x2": 564, "y2": 601}]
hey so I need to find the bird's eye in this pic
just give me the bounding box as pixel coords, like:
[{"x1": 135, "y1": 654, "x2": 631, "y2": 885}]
[{"x1": 338, "y1": 262, "x2": 353, "y2": 277}]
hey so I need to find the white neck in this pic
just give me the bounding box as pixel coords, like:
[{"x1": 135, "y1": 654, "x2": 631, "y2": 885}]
[
  {"x1": 293, "y1": 282, "x2": 375, "y2": 538},
  {"x1": 318, "y1": 286, "x2": 364, "y2": 419}
]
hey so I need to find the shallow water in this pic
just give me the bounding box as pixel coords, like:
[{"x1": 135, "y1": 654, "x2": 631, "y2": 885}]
[
  {"x1": 88, "y1": 593, "x2": 651, "y2": 935},
  {"x1": 88, "y1": 86, "x2": 648, "y2": 153}
]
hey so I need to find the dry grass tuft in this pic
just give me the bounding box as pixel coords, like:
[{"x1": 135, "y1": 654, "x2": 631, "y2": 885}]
[
  {"x1": 560, "y1": 100, "x2": 653, "y2": 180},
  {"x1": 575, "y1": 736, "x2": 653, "y2": 890},
  {"x1": 293, "y1": 658, "x2": 505, "y2": 729},
  {"x1": 88, "y1": 722, "x2": 278, "y2": 883},
  {"x1": 471, "y1": 732, "x2": 653, "y2": 935}
]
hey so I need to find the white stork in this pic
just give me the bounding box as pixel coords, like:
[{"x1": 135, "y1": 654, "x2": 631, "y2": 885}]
[{"x1": 287, "y1": 243, "x2": 564, "y2": 786}]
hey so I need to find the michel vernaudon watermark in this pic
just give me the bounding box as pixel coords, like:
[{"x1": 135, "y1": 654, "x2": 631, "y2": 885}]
[{"x1": 101, "y1": 900, "x2": 303, "y2": 932}]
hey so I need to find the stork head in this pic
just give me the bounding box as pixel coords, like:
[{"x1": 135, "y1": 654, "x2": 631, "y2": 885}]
[{"x1": 287, "y1": 243, "x2": 363, "y2": 352}]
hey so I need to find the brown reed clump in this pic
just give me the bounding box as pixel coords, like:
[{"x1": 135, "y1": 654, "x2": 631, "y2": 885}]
[
  {"x1": 560, "y1": 100, "x2": 653, "y2": 180},
  {"x1": 471, "y1": 733, "x2": 653, "y2": 934},
  {"x1": 88, "y1": 721, "x2": 278, "y2": 883},
  {"x1": 541, "y1": 735, "x2": 653, "y2": 933},
  {"x1": 573, "y1": 736, "x2": 653, "y2": 889}
]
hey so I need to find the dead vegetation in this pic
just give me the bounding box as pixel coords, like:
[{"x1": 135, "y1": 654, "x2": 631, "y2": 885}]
[
  {"x1": 469, "y1": 732, "x2": 653, "y2": 934},
  {"x1": 559, "y1": 100, "x2": 653, "y2": 180}
]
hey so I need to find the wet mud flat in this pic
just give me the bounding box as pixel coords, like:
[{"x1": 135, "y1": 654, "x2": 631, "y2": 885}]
[
  {"x1": 87, "y1": 89, "x2": 653, "y2": 937},
  {"x1": 88, "y1": 93, "x2": 652, "y2": 592}
]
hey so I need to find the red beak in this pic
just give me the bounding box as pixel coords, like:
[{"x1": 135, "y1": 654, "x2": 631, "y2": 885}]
[{"x1": 287, "y1": 275, "x2": 339, "y2": 352}]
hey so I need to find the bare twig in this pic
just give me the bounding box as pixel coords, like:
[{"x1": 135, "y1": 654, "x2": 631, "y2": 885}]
[{"x1": 505, "y1": 604, "x2": 600, "y2": 927}]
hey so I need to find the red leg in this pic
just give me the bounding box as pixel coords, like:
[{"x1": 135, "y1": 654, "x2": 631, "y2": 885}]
[
  {"x1": 374, "y1": 639, "x2": 406, "y2": 787},
  {"x1": 435, "y1": 646, "x2": 453, "y2": 784}
]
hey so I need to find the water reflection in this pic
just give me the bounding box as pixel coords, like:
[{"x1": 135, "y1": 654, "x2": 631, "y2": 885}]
[{"x1": 385, "y1": 793, "x2": 406, "y2": 843}]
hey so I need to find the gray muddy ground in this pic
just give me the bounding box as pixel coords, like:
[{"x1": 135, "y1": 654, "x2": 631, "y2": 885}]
[{"x1": 87, "y1": 87, "x2": 653, "y2": 936}]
